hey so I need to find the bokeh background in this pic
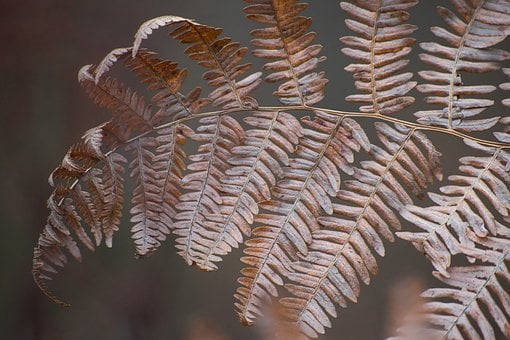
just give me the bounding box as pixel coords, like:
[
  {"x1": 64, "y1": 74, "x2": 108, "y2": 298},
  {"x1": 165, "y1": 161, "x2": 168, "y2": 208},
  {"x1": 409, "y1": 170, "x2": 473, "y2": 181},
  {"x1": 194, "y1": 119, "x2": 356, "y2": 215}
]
[{"x1": 1, "y1": 1, "x2": 508, "y2": 339}]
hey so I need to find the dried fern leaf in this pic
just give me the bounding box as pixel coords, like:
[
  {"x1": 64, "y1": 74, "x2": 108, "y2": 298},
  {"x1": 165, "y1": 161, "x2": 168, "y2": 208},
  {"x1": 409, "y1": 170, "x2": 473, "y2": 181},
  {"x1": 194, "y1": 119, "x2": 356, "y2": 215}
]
[
  {"x1": 79, "y1": 65, "x2": 154, "y2": 141},
  {"x1": 279, "y1": 124, "x2": 442, "y2": 338},
  {"x1": 244, "y1": 0, "x2": 328, "y2": 105},
  {"x1": 100, "y1": 153, "x2": 127, "y2": 248},
  {"x1": 71, "y1": 184, "x2": 102, "y2": 246},
  {"x1": 174, "y1": 115, "x2": 245, "y2": 267},
  {"x1": 33, "y1": 197, "x2": 80, "y2": 307},
  {"x1": 124, "y1": 49, "x2": 211, "y2": 122},
  {"x1": 398, "y1": 142, "x2": 510, "y2": 275},
  {"x1": 127, "y1": 123, "x2": 192, "y2": 256},
  {"x1": 340, "y1": 0, "x2": 418, "y2": 115},
  {"x1": 132, "y1": 15, "x2": 262, "y2": 109},
  {"x1": 415, "y1": 0, "x2": 510, "y2": 131},
  {"x1": 191, "y1": 111, "x2": 304, "y2": 271},
  {"x1": 235, "y1": 113, "x2": 370, "y2": 325},
  {"x1": 391, "y1": 247, "x2": 510, "y2": 340},
  {"x1": 127, "y1": 137, "x2": 167, "y2": 256}
]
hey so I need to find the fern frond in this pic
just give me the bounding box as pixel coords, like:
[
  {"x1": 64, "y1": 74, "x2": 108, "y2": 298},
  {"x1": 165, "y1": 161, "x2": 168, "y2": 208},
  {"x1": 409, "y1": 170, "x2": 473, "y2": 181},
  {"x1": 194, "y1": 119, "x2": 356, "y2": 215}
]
[
  {"x1": 398, "y1": 141, "x2": 510, "y2": 275},
  {"x1": 235, "y1": 113, "x2": 370, "y2": 325},
  {"x1": 127, "y1": 137, "x2": 165, "y2": 256},
  {"x1": 340, "y1": 0, "x2": 418, "y2": 115},
  {"x1": 243, "y1": 0, "x2": 328, "y2": 105},
  {"x1": 100, "y1": 153, "x2": 127, "y2": 247},
  {"x1": 79, "y1": 65, "x2": 153, "y2": 141},
  {"x1": 174, "y1": 115, "x2": 244, "y2": 267},
  {"x1": 125, "y1": 49, "x2": 211, "y2": 122},
  {"x1": 132, "y1": 15, "x2": 262, "y2": 109},
  {"x1": 279, "y1": 124, "x2": 442, "y2": 338},
  {"x1": 127, "y1": 123, "x2": 192, "y2": 256},
  {"x1": 33, "y1": 197, "x2": 80, "y2": 307},
  {"x1": 191, "y1": 111, "x2": 304, "y2": 271},
  {"x1": 415, "y1": 0, "x2": 510, "y2": 131},
  {"x1": 70, "y1": 184, "x2": 102, "y2": 246},
  {"x1": 391, "y1": 248, "x2": 510, "y2": 340}
]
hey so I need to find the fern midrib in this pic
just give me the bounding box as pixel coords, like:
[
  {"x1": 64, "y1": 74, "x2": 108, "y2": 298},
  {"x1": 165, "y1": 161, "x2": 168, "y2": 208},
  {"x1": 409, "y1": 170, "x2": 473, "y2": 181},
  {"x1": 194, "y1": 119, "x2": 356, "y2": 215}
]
[
  {"x1": 295, "y1": 128, "x2": 416, "y2": 323},
  {"x1": 443, "y1": 249, "x2": 509, "y2": 338},
  {"x1": 189, "y1": 23, "x2": 245, "y2": 108},
  {"x1": 446, "y1": 1, "x2": 484, "y2": 129},
  {"x1": 184, "y1": 116, "x2": 223, "y2": 264},
  {"x1": 199, "y1": 111, "x2": 280, "y2": 269},
  {"x1": 240, "y1": 115, "x2": 345, "y2": 322}
]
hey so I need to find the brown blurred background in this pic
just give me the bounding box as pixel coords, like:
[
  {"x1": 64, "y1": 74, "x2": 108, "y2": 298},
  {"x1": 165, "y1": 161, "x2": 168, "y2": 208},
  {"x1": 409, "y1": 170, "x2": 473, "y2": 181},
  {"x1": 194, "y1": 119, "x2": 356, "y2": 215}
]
[{"x1": 1, "y1": 1, "x2": 507, "y2": 339}]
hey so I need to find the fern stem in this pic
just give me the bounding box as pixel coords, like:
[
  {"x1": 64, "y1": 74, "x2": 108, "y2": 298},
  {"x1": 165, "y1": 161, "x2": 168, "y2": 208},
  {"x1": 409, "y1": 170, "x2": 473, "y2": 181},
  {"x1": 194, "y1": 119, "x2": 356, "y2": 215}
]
[{"x1": 59, "y1": 104, "x2": 510, "y2": 208}]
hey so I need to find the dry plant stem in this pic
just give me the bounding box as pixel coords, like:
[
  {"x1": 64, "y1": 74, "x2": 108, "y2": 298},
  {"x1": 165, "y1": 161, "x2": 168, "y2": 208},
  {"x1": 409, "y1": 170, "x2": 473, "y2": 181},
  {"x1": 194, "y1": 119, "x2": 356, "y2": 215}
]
[{"x1": 59, "y1": 105, "x2": 510, "y2": 207}]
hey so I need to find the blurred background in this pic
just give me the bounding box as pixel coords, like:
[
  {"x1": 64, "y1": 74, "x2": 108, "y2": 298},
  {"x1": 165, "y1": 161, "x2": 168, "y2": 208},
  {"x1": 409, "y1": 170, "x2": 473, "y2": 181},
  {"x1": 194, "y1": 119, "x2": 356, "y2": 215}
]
[{"x1": 0, "y1": 1, "x2": 507, "y2": 339}]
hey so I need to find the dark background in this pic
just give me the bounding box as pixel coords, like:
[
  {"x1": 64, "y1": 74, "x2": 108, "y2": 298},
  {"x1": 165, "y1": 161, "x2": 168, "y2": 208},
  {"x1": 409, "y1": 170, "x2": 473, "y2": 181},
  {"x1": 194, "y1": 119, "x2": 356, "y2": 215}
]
[{"x1": 1, "y1": 1, "x2": 508, "y2": 339}]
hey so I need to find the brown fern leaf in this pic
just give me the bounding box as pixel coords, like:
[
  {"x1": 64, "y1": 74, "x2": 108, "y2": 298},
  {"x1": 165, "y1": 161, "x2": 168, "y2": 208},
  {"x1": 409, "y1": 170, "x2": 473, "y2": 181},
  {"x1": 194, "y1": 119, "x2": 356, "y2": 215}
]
[
  {"x1": 391, "y1": 247, "x2": 510, "y2": 340},
  {"x1": 79, "y1": 65, "x2": 153, "y2": 141},
  {"x1": 33, "y1": 126, "x2": 115, "y2": 304},
  {"x1": 100, "y1": 152, "x2": 127, "y2": 248},
  {"x1": 132, "y1": 16, "x2": 262, "y2": 109},
  {"x1": 235, "y1": 113, "x2": 370, "y2": 325},
  {"x1": 279, "y1": 124, "x2": 442, "y2": 338},
  {"x1": 127, "y1": 124, "x2": 192, "y2": 256},
  {"x1": 174, "y1": 115, "x2": 245, "y2": 267},
  {"x1": 70, "y1": 184, "x2": 102, "y2": 246},
  {"x1": 33, "y1": 197, "x2": 81, "y2": 307},
  {"x1": 243, "y1": 0, "x2": 328, "y2": 105},
  {"x1": 340, "y1": 0, "x2": 418, "y2": 115},
  {"x1": 398, "y1": 141, "x2": 510, "y2": 276},
  {"x1": 193, "y1": 111, "x2": 304, "y2": 271},
  {"x1": 127, "y1": 137, "x2": 166, "y2": 256},
  {"x1": 415, "y1": 0, "x2": 510, "y2": 131},
  {"x1": 124, "y1": 49, "x2": 211, "y2": 122}
]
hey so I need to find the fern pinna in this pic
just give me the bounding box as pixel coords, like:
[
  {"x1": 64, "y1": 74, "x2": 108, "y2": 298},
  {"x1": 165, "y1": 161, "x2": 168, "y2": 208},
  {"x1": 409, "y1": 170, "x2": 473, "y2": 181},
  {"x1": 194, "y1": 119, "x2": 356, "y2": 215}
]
[{"x1": 33, "y1": 0, "x2": 510, "y2": 339}]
